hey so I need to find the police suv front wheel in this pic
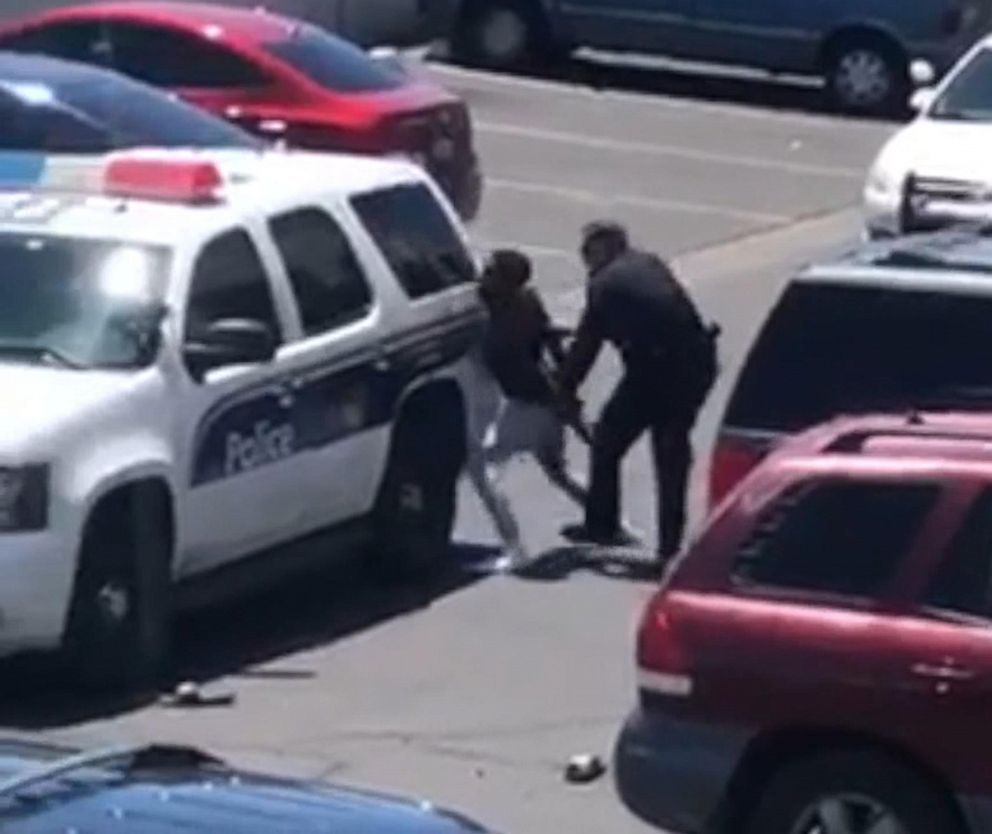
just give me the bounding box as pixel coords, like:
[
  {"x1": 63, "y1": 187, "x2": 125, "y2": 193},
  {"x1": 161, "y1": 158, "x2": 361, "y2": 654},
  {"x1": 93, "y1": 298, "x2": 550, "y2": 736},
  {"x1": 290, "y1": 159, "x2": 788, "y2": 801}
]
[
  {"x1": 63, "y1": 488, "x2": 172, "y2": 692},
  {"x1": 372, "y1": 413, "x2": 460, "y2": 582}
]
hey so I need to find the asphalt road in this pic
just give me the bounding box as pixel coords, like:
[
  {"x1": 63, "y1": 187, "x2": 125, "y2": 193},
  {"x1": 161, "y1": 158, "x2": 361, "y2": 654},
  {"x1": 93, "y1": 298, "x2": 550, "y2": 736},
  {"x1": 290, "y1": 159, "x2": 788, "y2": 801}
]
[{"x1": 0, "y1": 61, "x2": 894, "y2": 834}]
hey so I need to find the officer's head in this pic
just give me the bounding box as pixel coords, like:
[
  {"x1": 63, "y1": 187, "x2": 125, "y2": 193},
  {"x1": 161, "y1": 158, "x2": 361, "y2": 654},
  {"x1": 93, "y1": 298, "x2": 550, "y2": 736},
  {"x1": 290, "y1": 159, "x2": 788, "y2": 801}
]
[
  {"x1": 580, "y1": 221, "x2": 628, "y2": 275},
  {"x1": 481, "y1": 248, "x2": 532, "y2": 299}
]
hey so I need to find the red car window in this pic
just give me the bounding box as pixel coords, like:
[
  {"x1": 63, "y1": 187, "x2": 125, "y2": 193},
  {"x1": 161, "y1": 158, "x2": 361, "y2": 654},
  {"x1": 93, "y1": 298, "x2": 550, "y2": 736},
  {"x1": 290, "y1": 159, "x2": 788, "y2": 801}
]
[
  {"x1": 0, "y1": 21, "x2": 110, "y2": 66},
  {"x1": 107, "y1": 22, "x2": 269, "y2": 89},
  {"x1": 262, "y1": 25, "x2": 403, "y2": 93}
]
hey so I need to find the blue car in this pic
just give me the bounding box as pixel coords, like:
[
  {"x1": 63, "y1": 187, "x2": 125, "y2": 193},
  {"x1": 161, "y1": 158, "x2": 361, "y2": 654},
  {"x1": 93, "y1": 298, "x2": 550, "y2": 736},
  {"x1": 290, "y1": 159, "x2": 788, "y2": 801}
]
[
  {"x1": 451, "y1": 0, "x2": 992, "y2": 113},
  {"x1": 0, "y1": 51, "x2": 262, "y2": 152},
  {"x1": 0, "y1": 739, "x2": 493, "y2": 833}
]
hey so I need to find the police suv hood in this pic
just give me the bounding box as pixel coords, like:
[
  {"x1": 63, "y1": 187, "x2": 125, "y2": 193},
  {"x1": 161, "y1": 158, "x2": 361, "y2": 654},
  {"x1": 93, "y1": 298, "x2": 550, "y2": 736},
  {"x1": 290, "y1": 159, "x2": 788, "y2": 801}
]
[
  {"x1": 0, "y1": 760, "x2": 490, "y2": 834},
  {"x1": 875, "y1": 117, "x2": 992, "y2": 183},
  {"x1": 0, "y1": 364, "x2": 134, "y2": 454}
]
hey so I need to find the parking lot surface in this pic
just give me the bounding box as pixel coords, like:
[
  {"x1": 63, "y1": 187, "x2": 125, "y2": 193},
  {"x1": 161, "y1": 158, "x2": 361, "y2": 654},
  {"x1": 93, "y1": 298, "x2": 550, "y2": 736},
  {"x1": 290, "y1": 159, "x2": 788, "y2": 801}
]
[{"x1": 0, "y1": 61, "x2": 894, "y2": 834}]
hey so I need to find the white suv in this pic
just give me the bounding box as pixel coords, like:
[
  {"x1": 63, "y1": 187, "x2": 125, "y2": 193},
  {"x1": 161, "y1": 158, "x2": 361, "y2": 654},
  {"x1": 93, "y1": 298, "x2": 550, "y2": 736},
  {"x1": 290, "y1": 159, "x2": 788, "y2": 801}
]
[
  {"x1": 0, "y1": 147, "x2": 484, "y2": 689},
  {"x1": 866, "y1": 36, "x2": 992, "y2": 237}
]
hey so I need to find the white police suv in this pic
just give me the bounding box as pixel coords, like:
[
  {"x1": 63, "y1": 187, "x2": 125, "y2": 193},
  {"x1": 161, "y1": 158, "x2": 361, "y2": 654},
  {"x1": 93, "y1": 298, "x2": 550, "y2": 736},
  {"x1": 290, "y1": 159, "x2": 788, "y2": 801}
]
[{"x1": 0, "y1": 147, "x2": 485, "y2": 689}]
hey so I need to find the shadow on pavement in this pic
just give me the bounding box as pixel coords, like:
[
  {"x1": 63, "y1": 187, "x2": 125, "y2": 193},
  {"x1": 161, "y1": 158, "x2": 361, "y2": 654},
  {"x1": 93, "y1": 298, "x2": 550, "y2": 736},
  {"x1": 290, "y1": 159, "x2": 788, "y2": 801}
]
[
  {"x1": 438, "y1": 52, "x2": 908, "y2": 123},
  {"x1": 515, "y1": 545, "x2": 661, "y2": 583},
  {"x1": 0, "y1": 543, "x2": 495, "y2": 730}
]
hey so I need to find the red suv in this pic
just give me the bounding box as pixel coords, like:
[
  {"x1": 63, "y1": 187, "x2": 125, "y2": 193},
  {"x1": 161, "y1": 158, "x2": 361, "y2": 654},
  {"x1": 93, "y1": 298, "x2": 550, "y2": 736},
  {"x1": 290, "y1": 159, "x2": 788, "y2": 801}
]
[
  {"x1": 616, "y1": 411, "x2": 992, "y2": 834},
  {"x1": 0, "y1": 2, "x2": 483, "y2": 219}
]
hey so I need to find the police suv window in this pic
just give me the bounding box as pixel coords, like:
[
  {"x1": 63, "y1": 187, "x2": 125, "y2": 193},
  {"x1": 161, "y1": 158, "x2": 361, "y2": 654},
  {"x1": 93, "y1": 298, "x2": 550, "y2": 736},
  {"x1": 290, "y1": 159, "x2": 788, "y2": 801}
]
[
  {"x1": 268, "y1": 208, "x2": 372, "y2": 336},
  {"x1": 185, "y1": 230, "x2": 281, "y2": 342},
  {"x1": 733, "y1": 481, "x2": 937, "y2": 598},
  {"x1": 108, "y1": 23, "x2": 268, "y2": 88},
  {"x1": 924, "y1": 490, "x2": 992, "y2": 620},
  {"x1": 351, "y1": 184, "x2": 476, "y2": 299}
]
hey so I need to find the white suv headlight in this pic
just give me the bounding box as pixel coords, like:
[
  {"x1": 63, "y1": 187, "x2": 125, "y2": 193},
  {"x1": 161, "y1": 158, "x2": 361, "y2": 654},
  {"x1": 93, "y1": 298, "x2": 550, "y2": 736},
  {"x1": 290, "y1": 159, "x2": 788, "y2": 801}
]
[
  {"x1": 0, "y1": 466, "x2": 48, "y2": 531},
  {"x1": 867, "y1": 165, "x2": 899, "y2": 197}
]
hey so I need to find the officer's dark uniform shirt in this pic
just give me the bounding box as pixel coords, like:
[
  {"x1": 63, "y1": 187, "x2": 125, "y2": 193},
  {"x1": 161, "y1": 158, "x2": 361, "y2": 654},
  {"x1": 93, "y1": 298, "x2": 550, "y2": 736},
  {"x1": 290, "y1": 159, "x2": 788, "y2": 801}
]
[
  {"x1": 481, "y1": 285, "x2": 558, "y2": 404},
  {"x1": 560, "y1": 249, "x2": 706, "y2": 392}
]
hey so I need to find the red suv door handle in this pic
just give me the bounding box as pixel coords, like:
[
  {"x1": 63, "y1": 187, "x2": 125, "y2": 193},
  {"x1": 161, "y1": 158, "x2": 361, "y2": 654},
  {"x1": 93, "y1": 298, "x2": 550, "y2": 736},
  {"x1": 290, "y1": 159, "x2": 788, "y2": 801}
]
[{"x1": 911, "y1": 662, "x2": 976, "y2": 682}]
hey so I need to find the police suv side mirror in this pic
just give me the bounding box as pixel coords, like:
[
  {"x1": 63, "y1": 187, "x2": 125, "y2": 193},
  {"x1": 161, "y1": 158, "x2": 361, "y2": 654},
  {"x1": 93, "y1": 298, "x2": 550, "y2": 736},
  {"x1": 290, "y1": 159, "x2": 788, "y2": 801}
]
[{"x1": 184, "y1": 318, "x2": 277, "y2": 381}]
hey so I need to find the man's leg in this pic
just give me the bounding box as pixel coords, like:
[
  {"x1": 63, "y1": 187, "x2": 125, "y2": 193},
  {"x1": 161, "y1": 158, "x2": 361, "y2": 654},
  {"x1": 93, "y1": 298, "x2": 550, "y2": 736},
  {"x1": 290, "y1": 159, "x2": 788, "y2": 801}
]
[
  {"x1": 570, "y1": 380, "x2": 648, "y2": 541},
  {"x1": 651, "y1": 417, "x2": 694, "y2": 562},
  {"x1": 465, "y1": 399, "x2": 526, "y2": 560},
  {"x1": 534, "y1": 408, "x2": 587, "y2": 507}
]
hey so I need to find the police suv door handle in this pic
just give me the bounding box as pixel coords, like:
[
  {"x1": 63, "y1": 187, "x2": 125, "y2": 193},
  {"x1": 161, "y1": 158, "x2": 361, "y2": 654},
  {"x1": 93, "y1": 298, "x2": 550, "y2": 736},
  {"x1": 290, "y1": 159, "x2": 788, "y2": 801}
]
[
  {"x1": 274, "y1": 381, "x2": 296, "y2": 409},
  {"x1": 373, "y1": 349, "x2": 392, "y2": 373}
]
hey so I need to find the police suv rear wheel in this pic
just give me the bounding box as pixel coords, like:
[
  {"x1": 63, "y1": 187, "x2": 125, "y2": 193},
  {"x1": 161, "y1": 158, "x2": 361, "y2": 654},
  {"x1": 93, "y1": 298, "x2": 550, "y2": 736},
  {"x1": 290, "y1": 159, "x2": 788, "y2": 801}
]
[
  {"x1": 372, "y1": 410, "x2": 460, "y2": 581},
  {"x1": 63, "y1": 489, "x2": 172, "y2": 692}
]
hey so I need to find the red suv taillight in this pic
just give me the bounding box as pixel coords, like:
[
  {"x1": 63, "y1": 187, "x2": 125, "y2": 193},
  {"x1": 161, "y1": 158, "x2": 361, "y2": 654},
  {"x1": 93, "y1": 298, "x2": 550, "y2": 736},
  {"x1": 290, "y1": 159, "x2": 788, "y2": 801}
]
[
  {"x1": 708, "y1": 435, "x2": 765, "y2": 509},
  {"x1": 636, "y1": 593, "x2": 692, "y2": 698}
]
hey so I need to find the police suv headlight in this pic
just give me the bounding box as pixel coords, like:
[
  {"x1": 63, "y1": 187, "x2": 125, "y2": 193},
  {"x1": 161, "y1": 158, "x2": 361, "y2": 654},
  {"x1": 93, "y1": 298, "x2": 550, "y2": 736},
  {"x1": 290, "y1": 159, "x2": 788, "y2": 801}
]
[{"x1": 0, "y1": 466, "x2": 48, "y2": 531}]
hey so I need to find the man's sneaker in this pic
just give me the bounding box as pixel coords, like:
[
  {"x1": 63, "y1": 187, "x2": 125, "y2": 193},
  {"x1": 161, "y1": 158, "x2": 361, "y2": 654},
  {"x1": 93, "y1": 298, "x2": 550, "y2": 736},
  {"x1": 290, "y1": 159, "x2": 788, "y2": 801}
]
[
  {"x1": 480, "y1": 543, "x2": 531, "y2": 574},
  {"x1": 561, "y1": 523, "x2": 641, "y2": 548}
]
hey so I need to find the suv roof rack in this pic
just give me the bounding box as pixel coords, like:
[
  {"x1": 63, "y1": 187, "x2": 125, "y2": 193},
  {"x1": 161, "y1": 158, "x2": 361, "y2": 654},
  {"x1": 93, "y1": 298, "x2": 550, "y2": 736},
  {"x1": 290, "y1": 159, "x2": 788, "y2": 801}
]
[
  {"x1": 866, "y1": 232, "x2": 992, "y2": 274},
  {"x1": 0, "y1": 743, "x2": 222, "y2": 799},
  {"x1": 827, "y1": 424, "x2": 992, "y2": 455}
]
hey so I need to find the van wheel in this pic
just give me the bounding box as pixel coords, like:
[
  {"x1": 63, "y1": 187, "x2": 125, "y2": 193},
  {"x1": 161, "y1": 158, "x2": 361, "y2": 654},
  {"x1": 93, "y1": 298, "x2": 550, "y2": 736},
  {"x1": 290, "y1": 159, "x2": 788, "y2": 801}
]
[
  {"x1": 63, "y1": 491, "x2": 172, "y2": 692},
  {"x1": 746, "y1": 751, "x2": 960, "y2": 834},
  {"x1": 372, "y1": 410, "x2": 461, "y2": 582},
  {"x1": 452, "y1": 0, "x2": 556, "y2": 69},
  {"x1": 825, "y1": 36, "x2": 907, "y2": 114}
]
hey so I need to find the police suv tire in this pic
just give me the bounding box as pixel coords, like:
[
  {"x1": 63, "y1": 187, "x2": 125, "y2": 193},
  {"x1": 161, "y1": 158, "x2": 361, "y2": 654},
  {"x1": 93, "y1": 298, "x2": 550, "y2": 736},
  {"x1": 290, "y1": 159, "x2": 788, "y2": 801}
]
[
  {"x1": 745, "y1": 750, "x2": 960, "y2": 834},
  {"x1": 63, "y1": 492, "x2": 172, "y2": 692},
  {"x1": 372, "y1": 413, "x2": 459, "y2": 582}
]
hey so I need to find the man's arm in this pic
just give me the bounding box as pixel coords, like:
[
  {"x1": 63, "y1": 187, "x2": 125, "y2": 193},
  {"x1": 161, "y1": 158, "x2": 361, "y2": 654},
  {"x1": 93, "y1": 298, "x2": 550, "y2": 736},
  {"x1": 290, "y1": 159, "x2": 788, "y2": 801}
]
[{"x1": 528, "y1": 288, "x2": 570, "y2": 367}]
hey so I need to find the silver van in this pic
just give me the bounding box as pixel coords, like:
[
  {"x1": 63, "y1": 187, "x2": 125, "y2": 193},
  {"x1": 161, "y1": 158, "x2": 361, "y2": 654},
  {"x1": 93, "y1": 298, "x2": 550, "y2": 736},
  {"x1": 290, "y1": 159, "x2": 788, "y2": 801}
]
[{"x1": 450, "y1": 0, "x2": 992, "y2": 113}]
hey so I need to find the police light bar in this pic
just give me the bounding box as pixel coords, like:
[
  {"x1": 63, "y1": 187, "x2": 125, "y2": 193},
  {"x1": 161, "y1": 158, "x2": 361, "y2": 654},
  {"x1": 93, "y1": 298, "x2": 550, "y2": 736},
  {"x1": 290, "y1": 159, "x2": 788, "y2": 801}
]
[
  {"x1": 0, "y1": 151, "x2": 226, "y2": 205},
  {"x1": 103, "y1": 156, "x2": 223, "y2": 204}
]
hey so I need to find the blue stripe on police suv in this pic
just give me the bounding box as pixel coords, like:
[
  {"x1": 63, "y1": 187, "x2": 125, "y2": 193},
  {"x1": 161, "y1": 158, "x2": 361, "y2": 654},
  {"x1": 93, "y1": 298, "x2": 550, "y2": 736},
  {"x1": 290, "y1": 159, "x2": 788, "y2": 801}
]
[
  {"x1": 0, "y1": 153, "x2": 47, "y2": 185},
  {"x1": 192, "y1": 389, "x2": 298, "y2": 486}
]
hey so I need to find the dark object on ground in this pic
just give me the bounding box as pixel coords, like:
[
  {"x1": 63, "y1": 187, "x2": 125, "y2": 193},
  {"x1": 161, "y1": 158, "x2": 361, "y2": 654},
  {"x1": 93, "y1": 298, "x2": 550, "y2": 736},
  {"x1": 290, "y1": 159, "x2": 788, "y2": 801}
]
[
  {"x1": 160, "y1": 681, "x2": 237, "y2": 708},
  {"x1": 565, "y1": 753, "x2": 606, "y2": 784}
]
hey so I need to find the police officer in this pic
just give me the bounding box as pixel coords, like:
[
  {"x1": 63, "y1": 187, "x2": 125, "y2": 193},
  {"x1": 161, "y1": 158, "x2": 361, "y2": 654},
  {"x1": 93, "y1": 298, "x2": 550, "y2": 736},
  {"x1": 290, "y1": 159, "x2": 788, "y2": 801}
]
[{"x1": 558, "y1": 221, "x2": 718, "y2": 569}]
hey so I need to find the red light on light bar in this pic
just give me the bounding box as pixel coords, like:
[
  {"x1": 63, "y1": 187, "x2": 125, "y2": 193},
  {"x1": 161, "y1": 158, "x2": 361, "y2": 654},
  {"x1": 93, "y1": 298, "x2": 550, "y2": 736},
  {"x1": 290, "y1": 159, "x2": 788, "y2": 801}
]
[{"x1": 103, "y1": 157, "x2": 223, "y2": 204}]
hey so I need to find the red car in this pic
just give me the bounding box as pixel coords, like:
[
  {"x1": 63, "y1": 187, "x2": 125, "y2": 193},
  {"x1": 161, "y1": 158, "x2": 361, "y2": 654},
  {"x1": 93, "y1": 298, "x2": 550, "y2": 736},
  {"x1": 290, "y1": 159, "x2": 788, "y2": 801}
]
[
  {"x1": 617, "y1": 410, "x2": 992, "y2": 834},
  {"x1": 0, "y1": 2, "x2": 482, "y2": 220}
]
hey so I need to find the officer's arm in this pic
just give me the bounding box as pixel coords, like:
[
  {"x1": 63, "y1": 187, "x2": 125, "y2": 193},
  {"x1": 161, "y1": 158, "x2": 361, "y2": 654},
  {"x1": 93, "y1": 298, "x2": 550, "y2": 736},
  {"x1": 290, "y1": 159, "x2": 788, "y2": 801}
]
[{"x1": 557, "y1": 304, "x2": 604, "y2": 395}]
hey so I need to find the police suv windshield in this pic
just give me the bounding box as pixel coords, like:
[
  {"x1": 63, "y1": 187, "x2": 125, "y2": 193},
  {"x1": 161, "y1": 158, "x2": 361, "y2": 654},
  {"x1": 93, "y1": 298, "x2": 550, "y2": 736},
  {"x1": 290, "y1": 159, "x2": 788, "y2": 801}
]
[
  {"x1": 725, "y1": 281, "x2": 992, "y2": 432},
  {"x1": 0, "y1": 231, "x2": 171, "y2": 370},
  {"x1": 931, "y1": 48, "x2": 992, "y2": 121}
]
